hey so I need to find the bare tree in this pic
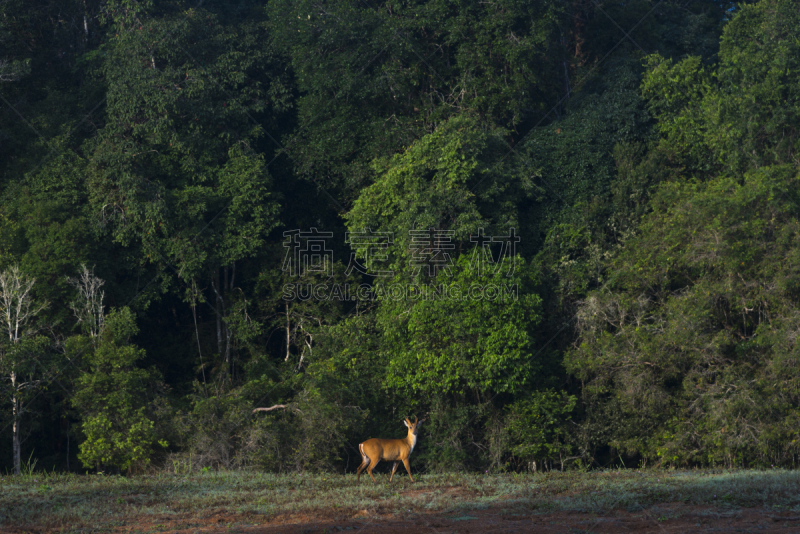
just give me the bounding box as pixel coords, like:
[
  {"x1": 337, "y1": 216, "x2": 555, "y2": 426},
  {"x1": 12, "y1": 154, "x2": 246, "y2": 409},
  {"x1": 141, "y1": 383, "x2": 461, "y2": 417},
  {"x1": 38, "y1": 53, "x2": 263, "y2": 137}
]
[
  {"x1": 209, "y1": 263, "x2": 236, "y2": 373},
  {"x1": 67, "y1": 264, "x2": 105, "y2": 339},
  {"x1": 0, "y1": 266, "x2": 47, "y2": 475}
]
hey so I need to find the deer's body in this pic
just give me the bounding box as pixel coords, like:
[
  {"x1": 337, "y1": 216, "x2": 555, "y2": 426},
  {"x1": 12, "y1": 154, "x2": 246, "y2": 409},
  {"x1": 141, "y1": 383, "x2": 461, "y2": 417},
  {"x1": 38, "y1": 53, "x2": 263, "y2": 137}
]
[{"x1": 356, "y1": 416, "x2": 423, "y2": 483}]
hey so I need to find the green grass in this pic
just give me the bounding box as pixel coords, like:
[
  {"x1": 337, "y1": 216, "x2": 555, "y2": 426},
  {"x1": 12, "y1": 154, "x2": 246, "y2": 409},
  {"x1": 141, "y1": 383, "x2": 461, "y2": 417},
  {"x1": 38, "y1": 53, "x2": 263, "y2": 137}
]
[{"x1": 2, "y1": 468, "x2": 800, "y2": 532}]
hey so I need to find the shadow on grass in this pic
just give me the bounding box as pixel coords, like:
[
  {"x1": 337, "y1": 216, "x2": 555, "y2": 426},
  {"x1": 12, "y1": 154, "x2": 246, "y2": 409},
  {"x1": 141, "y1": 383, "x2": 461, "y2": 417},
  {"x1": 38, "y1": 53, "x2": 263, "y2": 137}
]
[{"x1": 2, "y1": 468, "x2": 800, "y2": 531}]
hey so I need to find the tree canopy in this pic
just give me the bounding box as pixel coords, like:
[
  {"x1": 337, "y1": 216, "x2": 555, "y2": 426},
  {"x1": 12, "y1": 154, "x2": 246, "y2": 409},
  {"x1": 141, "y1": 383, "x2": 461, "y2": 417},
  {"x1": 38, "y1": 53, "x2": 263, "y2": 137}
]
[{"x1": 2, "y1": 0, "x2": 797, "y2": 473}]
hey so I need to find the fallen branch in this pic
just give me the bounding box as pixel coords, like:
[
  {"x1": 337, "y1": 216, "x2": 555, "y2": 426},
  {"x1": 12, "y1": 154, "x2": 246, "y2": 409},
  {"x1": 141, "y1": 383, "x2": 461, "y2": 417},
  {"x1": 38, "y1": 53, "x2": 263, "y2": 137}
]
[{"x1": 252, "y1": 404, "x2": 289, "y2": 413}]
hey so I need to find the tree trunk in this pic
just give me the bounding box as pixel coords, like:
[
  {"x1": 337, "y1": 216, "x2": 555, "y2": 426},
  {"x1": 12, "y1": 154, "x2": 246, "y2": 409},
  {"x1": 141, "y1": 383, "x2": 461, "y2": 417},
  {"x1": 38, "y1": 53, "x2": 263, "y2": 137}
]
[
  {"x1": 83, "y1": 0, "x2": 89, "y2": 44},
  {"x1": 228, "y1": 262, "x2": 235, "y2": 374},
  {"x1": 210, "y1": 267, "x2": 234, "y2": 376},
  {"x1": 223, "y1": 266, "x2": 230, "y2": 369},
  {"x1": 212, "y1": 269, "x2": 223, "y2": 357},
  {"x1": 285, "y1": 301, "x2": 291, "y2": 361},
  {"x1": 192, "y1": 302, "x2": 207, "y2": 391},
  {"x1": 11, "y1": 371, "x2": 20, "y2": 475}
]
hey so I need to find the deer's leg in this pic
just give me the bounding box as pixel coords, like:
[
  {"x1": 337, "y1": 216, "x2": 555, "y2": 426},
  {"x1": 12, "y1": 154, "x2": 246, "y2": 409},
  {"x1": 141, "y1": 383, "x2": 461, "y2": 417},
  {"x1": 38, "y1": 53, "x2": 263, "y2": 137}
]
[
  {"x1": 390, "y1": 461, "x2": 399, "y2": 482},
  {"x1": 367, "y1": 458, "x2": 380, "y2": 483},
  {"x1": 402, "y1": 458, "x2": 414, "y2": 483},
  {"x1": 356, "y1": 458, "x2": 369, "y2": 482},
  {"x1": 356, "y1": 444, "x2": 369, "y2": 482}
]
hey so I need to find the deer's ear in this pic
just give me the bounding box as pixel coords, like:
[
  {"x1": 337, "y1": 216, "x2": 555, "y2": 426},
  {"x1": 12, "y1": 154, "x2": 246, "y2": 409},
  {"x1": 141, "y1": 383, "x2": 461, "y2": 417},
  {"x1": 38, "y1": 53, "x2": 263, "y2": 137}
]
[{"x1": 403, "y1": 420, "x2": 410, "y2": 428}]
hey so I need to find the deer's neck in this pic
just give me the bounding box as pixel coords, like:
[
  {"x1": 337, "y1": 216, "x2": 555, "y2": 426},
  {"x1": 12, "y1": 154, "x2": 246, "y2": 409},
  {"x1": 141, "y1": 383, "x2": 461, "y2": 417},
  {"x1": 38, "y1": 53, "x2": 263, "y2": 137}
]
[{"x1": 406, "y1": 431, "x2": 417, "y2": 453}]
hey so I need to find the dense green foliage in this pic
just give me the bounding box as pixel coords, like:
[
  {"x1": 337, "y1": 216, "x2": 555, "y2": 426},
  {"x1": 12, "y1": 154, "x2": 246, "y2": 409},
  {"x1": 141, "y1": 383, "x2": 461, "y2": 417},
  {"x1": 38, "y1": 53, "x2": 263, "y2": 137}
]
[
  {"x1": 569, "y1": 0, "x2": 800, "y2": 467},
  {"x1": 2, "y1": 0, "x2": 798, "y2": 474},
  {"x1": 71, "y1": 307, "x2": 165, "y2": 471}
]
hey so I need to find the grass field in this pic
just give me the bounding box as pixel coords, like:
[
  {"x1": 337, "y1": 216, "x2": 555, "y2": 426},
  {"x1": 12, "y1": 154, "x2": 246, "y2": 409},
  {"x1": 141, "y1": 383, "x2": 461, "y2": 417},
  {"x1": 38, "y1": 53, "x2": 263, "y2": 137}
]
[{"x1": 3, "y1": 467, "x2": 800, "y2": 532}]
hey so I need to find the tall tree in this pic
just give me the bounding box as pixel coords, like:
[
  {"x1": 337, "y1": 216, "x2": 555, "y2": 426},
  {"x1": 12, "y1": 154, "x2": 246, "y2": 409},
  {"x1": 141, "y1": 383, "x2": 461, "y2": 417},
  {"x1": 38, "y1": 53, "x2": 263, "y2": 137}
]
[
  {"x1": 85, "y1": 1, "x2": 284, "y2": 375},
  {"x1": 0, "y1": 266, "x2": 48, "y2": 475}
]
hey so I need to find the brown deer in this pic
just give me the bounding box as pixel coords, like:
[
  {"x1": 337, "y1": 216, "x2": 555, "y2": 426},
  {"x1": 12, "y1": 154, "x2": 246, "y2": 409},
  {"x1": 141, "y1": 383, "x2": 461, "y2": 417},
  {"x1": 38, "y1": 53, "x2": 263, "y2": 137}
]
[{"x1": 356, "y1": 416, "x2": 424, "y2": 483}]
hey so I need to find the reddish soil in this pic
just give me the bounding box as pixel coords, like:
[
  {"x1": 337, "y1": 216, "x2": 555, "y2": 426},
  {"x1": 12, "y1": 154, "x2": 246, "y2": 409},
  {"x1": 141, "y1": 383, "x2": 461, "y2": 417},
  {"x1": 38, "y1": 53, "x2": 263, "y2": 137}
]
[{"x1": 100, "y1": 504, "x2": 800, "y2": 533}]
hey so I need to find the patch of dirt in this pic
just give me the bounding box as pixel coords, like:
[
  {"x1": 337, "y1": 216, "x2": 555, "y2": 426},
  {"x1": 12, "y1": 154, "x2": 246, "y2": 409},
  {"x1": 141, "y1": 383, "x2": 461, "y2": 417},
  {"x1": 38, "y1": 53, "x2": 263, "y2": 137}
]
[
  {"x1": 401, "y1": 485, "x2": 478, "y2": 500},
  {"x1": 89, "y1": 503, "x2": 800, "y2": 533}
]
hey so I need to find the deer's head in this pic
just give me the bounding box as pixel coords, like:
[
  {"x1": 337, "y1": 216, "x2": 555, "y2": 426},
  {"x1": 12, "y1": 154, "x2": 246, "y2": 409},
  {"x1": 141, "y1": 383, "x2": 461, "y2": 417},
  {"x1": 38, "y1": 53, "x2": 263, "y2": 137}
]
[{"x1": 404, "y1": 415, "x2": 424, "y2": 436}]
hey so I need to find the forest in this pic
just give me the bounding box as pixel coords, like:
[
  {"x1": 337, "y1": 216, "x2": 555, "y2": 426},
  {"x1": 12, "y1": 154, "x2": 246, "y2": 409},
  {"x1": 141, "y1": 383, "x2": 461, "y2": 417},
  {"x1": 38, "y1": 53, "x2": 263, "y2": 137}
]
[{"x1": 0, "y1": 0, "x2": 798, "y2": 477}]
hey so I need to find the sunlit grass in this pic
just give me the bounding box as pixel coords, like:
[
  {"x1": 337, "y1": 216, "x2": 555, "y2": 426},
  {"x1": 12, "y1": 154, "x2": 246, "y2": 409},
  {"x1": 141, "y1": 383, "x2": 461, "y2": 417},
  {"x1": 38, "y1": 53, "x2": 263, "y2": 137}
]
[{"x1": 2, "y1": 468, "x2": 800, "y2": 531}]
